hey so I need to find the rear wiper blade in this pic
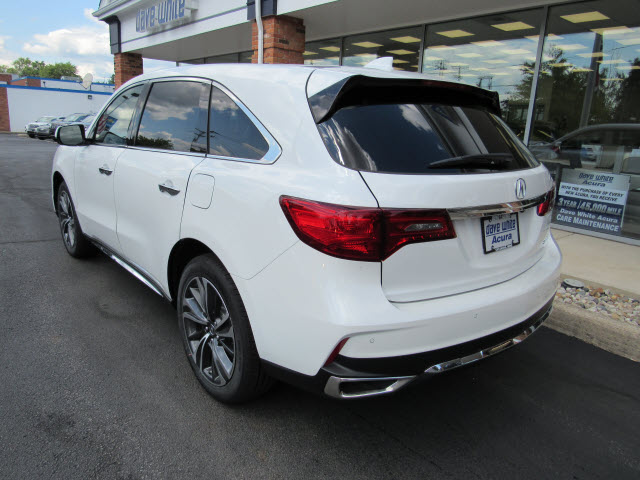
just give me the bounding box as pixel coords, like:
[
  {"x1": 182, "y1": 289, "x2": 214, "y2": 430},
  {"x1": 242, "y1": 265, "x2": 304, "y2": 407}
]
[{"x1": 428, "y1": 153, "x2": 513, "y2": 170}]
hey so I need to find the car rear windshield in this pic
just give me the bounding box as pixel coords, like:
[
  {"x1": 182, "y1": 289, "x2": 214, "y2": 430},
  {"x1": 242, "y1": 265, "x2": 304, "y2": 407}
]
[{"x1": 317, "y1": 103, "x2": 539, "y2": 174}]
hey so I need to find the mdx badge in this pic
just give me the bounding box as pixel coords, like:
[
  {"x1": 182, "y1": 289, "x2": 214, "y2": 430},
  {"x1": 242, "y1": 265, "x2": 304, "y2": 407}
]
[{"x1": 515, "y1": 178, "x2": 526, "y2": 200}]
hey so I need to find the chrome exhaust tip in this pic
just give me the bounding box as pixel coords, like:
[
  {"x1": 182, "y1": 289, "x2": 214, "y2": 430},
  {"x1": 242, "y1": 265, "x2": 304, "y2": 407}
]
[{"x1": 324, "y1": 375, "x2": 415, "y2": 399}]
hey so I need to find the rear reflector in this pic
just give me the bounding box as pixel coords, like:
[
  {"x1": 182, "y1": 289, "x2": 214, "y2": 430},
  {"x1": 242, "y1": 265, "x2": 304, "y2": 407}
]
[
  {"x1": 537, "y1": 187, "x2": 556, "y2": 216},
  {"x1": 280, "y1": 196, "x2": 456, "y2": 261},
  {"x1": 324, "y1": 338, "x2": 349, "y2": 366}
]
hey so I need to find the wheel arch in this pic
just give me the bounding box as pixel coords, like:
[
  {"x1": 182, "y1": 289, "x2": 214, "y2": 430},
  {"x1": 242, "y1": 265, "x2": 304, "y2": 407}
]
[
  {"x1": 167, "y1": 238, "x2": 227, "y2": 306},
  {"x1": 52, "y1": 171, "x2": 65, "y2": 214}
]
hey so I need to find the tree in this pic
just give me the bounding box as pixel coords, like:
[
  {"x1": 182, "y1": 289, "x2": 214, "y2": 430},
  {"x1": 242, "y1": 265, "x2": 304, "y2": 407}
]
[
  {"x1": 40, "y1": 62, "x2": 77, "y2": 79},
  {"x1": 0, "y1": 57, "x2": 45, "y2": 76},
  {"x1": 0, "y1": 57, "x2": 77, "y2": 79},
  {"x1": 614, "y1": 58, "x2": 640, "y2": 123},
  {"x1": 508, "y1": 45, "x2": 622, "y2": 140}
]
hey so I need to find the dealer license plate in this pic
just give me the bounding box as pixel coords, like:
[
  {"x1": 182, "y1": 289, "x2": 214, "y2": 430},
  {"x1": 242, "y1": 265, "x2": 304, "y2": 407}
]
[{"x1": 481, "y1": 213, "x2": 520, "y2": 254}]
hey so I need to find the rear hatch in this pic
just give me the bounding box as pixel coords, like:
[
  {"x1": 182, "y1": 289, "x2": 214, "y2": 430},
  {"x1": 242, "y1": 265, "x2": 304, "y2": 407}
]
[{"x1": 308, "y1": 70, "x2": 554, "y2": 302}]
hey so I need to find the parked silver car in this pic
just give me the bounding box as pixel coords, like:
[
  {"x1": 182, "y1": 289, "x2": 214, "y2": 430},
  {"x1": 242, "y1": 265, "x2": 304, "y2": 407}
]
[{"x1": 25, "y1": 116, "x2": 58, "y2": 138}]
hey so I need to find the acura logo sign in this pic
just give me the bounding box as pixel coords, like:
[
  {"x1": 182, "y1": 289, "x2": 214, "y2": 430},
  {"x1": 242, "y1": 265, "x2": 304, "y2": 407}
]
[{"x1": 515, "y1": 178, "x2": 526, "y2": 200}]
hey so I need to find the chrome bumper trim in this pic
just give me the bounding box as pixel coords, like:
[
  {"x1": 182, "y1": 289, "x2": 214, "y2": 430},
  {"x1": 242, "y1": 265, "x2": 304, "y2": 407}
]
[
  {"x1": 424, "y1": 307, "x2": 550, "y2": 374},
  {"x1": 324, "y1": 305, "x2": 551, "y2": 399}
]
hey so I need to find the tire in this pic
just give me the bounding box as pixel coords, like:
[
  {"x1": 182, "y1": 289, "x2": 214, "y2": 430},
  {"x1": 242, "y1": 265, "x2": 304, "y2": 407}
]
[
  {"x1": 56, "y1": 182, "x2": 95, "y2": 258},
  {"x1": 177, "y1": 254, "x2": 273, "y2": 403},
  {"x1": 27, "y1": 133, "x2": 35, "y2": 138},
  {"x1": 38, "y1": 137, "x2": 45, "y2": 140}
]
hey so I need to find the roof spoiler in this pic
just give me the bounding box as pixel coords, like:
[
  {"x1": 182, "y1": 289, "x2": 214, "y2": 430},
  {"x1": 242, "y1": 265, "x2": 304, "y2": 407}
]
[{"x1": 307, "y1": 75, "x2": 501, "y2": 124}]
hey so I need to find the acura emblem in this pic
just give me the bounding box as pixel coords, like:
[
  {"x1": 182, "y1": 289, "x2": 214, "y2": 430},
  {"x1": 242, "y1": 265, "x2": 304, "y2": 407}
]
[{"x1": 515, "y1": 178, "x2": 526, "y2": 200}]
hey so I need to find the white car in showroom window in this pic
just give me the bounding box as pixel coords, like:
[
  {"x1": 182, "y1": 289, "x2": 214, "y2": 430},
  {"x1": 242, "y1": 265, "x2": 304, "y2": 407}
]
[{"x1": 51, "y1": 64, "x2": 561, "y2": 403}]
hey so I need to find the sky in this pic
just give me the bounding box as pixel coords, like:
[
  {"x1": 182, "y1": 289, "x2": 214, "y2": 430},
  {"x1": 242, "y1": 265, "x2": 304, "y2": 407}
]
[{"x1": 0, "y1": 0, "x2": 174, "y2": 83}]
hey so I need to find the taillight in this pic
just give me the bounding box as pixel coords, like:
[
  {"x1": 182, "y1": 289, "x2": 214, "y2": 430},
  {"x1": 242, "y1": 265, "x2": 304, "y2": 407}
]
[
  {"x1": 280, "y1": 196, "x2": 456, "y2": 261},
  {"x1": 383, "y1": 209, "x2": 455, "y2": 259},
  {"x1": 537, "y1": 187, "x2": 556, "y2": 216}
]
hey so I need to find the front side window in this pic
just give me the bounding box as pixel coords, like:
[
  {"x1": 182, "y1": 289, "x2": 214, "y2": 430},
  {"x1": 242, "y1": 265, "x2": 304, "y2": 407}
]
[
  {"x1": 95, "y1": 84, "x2": 144, "y2": 145},
  {"x1": 208, "y1": 87, "x2": 268, "y2": 160},
  {"x1": 135, "y1": 81, "x2": 209, "y2": 153}
]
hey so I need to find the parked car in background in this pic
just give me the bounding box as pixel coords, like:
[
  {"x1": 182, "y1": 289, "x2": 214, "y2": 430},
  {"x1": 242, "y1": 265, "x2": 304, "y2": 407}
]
[
  {"x1": 25, "y1": 116, "x2": 58, "y2": 138},
  {"x1": 49, "y1": 113, "x2": 92, "y2": 137},
  {"x1": 72, "y1": 114, "x2": 96, "y2": 130},
  {"x1": 529, "y1": 124, "x2": 640, "y2": 168},
  {"x1": 33, "y1": 116, "x2": 66, "y2": 140},
  {"x1": 51, "y1": 64, "x2": 561, "y2": 403},
  {"x1": 36, "y1": 124, "x2": 52, "y2": 140}
]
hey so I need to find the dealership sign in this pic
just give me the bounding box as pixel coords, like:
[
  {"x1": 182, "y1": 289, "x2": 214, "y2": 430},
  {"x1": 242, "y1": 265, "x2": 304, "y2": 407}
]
[
  {"x1": 136, "y1": 0, "x2": 198, "y2": 33},
  {"x1": 554, "y1": 169, "x2": 630, "y2": 235}
]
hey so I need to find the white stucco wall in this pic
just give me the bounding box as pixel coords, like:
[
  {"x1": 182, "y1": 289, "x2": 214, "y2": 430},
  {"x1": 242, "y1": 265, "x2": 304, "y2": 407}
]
[{"x1": 5, "y1": 87, "x2": 112, "y2": 132}]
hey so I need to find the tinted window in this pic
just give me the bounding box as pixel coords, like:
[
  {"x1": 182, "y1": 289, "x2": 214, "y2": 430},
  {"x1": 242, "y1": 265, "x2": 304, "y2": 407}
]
[
  {"x1": 95, "y1": 85, "x2": 143, "y2": 145},
  {"x1": 209, "y1": 87, "x2": 268, "y2": 160},
  {"x1": 317, "y1": 104, "x2": 539, "y2": 174},
  {"x1": 136, "y1": 81, "x2": 208, "y2": 153}
]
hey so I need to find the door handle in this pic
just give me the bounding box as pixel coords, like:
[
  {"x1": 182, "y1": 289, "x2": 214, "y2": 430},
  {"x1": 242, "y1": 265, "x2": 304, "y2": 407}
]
[
  {"x1": 98, "y1": 165, "x2": 113, "y2": 176},
  {"x1": 158, "y1": 181, "x2": 180, "y2": 196}
]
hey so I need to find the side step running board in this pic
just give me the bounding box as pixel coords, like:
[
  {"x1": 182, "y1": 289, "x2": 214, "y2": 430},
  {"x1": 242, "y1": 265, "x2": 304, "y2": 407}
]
[{"x1": 90, "y1": 240, "x2": 169, "y2": 300}]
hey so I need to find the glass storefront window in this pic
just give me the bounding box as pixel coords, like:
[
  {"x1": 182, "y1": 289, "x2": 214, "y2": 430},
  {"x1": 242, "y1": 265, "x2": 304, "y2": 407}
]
[
  {"x1": 239, "y1": 51, "x2": 253, "y2": 63},
  {"x1": 342, "y1": 26, "x2": 422, "y2": 72},
  {"x1": 529, "y1": 1, "x2": 640, "y2": 240},
  {"x1": 422, "y1": 9, "x2": 545, "y2": 139},
  {"x1": 304, "y1": 39, "x2": 341, "y2": 66},
  {"x1": 205, "y1": 53, "x2": 240, "y2": 64}
]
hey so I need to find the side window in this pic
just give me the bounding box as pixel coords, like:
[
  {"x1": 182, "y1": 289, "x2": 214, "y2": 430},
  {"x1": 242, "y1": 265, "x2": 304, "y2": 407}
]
[
  {"x1": 136, "y1": 81, "x2": 209, "y2": 153},
  {"x1": 209, "y1": 86, "x2": 269, "y2": 160},
  {"x1": 95, "y1": 85, "x2": 144, "y2": 145}
]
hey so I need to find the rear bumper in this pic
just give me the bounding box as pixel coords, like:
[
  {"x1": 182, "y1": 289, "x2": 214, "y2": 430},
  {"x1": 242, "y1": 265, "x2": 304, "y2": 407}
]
[
  {"x1": 264, "y1": 296, "x2": 553, "y2": 399},
  {"x1": 239, "y1": 232, "x2": 561, "y2": 379}
]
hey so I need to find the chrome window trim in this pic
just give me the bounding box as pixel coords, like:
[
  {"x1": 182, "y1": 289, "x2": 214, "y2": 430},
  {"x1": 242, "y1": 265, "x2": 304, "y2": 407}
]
[
  {"x1": 126, "y1": 145, "x2": 208, "y2": 158},
  {"x1": 447, "y1": 193, "x2": 545, "y2": 220},
  {"x1": 207, "y1": 79, "x2": 282, "y2": 165}
]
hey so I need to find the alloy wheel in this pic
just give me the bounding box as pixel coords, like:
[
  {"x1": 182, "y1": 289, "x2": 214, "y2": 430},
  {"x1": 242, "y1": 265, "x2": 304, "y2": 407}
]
[
  {"x1": 182, "y1": 277, "x2": 236, "y2": 386},
  {"x1": 58, "y1": 190, "x2": 76, "y2": 249}
]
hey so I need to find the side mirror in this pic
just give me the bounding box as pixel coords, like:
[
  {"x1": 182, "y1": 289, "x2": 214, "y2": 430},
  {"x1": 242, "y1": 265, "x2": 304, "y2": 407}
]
[{"x1": 56, "y1": 124, "x2": 86, "y2": 146}]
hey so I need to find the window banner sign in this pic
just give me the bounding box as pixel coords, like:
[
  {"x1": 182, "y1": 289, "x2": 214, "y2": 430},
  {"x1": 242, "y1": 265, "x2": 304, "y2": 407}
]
[{"x1": 554, "y1": 168, "x2": 630, "y2": 235}]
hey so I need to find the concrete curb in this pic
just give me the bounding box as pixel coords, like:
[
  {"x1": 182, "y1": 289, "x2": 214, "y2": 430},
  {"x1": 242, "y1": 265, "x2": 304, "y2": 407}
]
[
  {"x1": 544, "y1": 301, "x2": 640, "y2": 362},
  {"x1": 0, "y1": 132, "x2": 27, "y2": 137}
]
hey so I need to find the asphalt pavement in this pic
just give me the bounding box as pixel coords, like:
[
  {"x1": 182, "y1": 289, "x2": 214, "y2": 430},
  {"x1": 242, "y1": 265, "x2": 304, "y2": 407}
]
[{"x1": 1, "y1": 134, "x2": 639, "y2": 479}]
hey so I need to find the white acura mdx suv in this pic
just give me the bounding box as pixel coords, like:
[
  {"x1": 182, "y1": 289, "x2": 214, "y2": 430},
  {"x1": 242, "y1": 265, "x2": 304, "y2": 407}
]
[{"x1": 51, "y1": 64, "x2": 561, "y2": 402}]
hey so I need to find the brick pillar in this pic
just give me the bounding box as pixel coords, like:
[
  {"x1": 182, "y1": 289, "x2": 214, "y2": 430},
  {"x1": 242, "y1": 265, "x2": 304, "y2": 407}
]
[
  {"x1": 114, "y1": 52, "x2": 143, "y2": 90},
  {"x1": 0, "y1": 74, "x2": 13, "y2": 84},
  {"x1": 252, "y1": 15, "x2": 305, "y2": 64},
  {"x1": 0, "y1": 88, "x2": 10, "y2": 132}
]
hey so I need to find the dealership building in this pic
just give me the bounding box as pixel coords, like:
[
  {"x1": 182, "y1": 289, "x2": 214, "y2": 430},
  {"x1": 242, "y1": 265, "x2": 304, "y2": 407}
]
[{"x1": 94, "y1": 0, "x2": 639, "y2": 243}]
